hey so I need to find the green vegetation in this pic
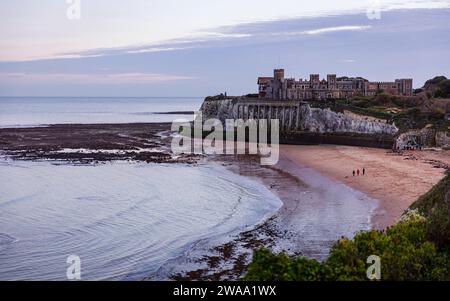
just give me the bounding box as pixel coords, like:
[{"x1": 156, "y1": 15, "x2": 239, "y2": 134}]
[
  {"x1": 308, "y1": 82, "x2": 449, "y2": 131},
  {"x1": 427, "y1": 76, "x2": 448, "y2": 85},
  {"x1": 411, "y1": 174, "x2": 450, "y2": 250},
  {"x1": 392, "y1": 107, "x2": 448, "y2": 131},
  {"x1": 425, "y1": 76, "x2": 450, "y2": 98},
  {"x1": 244, "y1": 175, "x2": 450, "y2": 281},
  {"x1": 436, "y1": 81, "x2": 450, "y2": 99},
  {"x1": 308, "y1": 98, "x2": 394, "y2": 121},
  {"x1": 245, "y1": 93, "x2": 259, "y2": 98}
]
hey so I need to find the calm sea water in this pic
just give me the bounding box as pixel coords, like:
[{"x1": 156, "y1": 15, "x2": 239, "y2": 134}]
[
  {"x1": 0, "y1": 159, "x2": 282, "y2": 280},
  {"x1": 0, "y1": 97, "x2": 203, "y2": 128}
]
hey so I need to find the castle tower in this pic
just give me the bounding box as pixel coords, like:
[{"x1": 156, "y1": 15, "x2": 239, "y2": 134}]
[
  {"x1": 310, "y1": 74, "x2": 320, "y2": 90},
  {"x1": 274, "y1": 69, "x2": 285, "y2": 80},
  {"x1": 395, "y1": 79, "x2": 413, "y2": 96},
  {"x1": 271, "y1": 69, "x2": 285, "y2": 99},
  {"x1": 310, "y1": 74, "x2": 320, "y2": 83},
  {"x1": 327, "y1": 74, "x2": 337, "y2": 90}
]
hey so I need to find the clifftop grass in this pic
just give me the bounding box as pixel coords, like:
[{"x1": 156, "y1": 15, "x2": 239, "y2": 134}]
[
  {"x1": 308, "y1": 95, "x2": 449, "y2": 132},
  {"x1": 411, "y1": 174, "x2": 450, "y2": 250}
]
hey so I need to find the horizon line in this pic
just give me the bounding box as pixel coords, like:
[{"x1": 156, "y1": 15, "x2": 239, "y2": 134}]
[{"x1": 0, "y1": 96, "x2": 206, "y2": 98}]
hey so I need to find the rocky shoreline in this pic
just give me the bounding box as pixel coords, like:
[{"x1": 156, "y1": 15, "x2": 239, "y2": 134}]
[{"x1": 0, "y1": 123, "x2": 199, "y2": 164}]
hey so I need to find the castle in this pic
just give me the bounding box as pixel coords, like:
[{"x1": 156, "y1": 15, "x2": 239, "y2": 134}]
[{"x1": 258, "y1": 69, "x2": 413, "y2": 100}]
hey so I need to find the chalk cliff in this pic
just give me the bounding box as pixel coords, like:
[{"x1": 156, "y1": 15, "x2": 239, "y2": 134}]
[
  {"x1": 199, "y1": 97, "x2": 398, "y2": 136},
  {"x1": 395, "y1": 128, "x2": 450, "y2": 150}
]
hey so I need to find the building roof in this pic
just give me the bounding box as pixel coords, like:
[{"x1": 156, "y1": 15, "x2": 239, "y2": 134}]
[{"x1": 257, "y1": 77, "x2": 273, "y2": 84}]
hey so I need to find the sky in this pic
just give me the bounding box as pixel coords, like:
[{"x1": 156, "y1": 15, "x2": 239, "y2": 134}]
[{"x1": 0, "y1": 0, "x2": 450, "y2": 96}]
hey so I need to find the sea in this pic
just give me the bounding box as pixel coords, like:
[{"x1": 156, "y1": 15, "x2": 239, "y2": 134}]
[
  {"x1": 0, "y1": 97, "x2": 203, "y2": 128},
  {"x1": 0, "y1": 159, "x2": 282, "y2": 280}
]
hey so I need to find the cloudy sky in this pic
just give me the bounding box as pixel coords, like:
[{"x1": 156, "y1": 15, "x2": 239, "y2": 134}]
[{"x1": 0, "y1": 0, "x2": 449, "y2": 96}]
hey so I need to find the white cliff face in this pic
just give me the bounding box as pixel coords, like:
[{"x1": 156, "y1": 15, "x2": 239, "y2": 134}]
[
  {"x1": 200, "y1": 98, "x2": 236, "y2": 121},
  {"x1": 395, "y1": 128, "x2": 450, "y2": 149},
  {"x1": 436, "y1": 131, "x2": 450, "y2": 149},
  {"x1": 298, "y1": 105, "x2": 398, "y2": 135},
  {"x1": 199, "y1": 98, "x2": 398, "y2": 136}
]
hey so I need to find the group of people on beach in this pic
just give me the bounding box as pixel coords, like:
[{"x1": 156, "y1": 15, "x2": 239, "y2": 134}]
[{"x1": 352, "y1": 168, "x2": 365, "y2": 177}]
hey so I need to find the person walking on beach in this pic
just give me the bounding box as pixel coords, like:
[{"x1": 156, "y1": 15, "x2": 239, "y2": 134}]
[
  {"x1": 353, "y1": 170, "x2": 355, "y2": 177},
  {"x1": 357, "y1": 169, "x2": 360, "y2": 176},
  {"x1": 363, "y1": 168, "x2": 366, "y2": 175}
]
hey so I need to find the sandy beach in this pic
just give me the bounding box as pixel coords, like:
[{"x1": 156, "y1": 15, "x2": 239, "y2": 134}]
[{"x1": 280, "y1": 145, "x2": 450, "y2": 229}]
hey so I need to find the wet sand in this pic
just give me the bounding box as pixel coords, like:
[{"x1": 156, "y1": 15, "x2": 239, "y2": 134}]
[
  {"x1": 171, "y1": 152, "x2": 378, "y2": 280},
  {"x1": 280, "y1": 145, "x2": 450, "y2": 229}
]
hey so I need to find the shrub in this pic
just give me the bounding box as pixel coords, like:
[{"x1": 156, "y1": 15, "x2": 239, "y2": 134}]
[
  {"x1": 353, "y1": 100, "x2": 372, "y2": 108},
  {"x1": 411, "y1": 175, "x2": 450, "y2": 249},
  {"x1": 431, "y1": 108, "x2": 446, "y2": 119},
  {"x1": 245, "y1": 93, "x2": 259, "y2": 98},
  {"x1": 244, "y1": 249, "x2": 330, "y2": 281},
  {"x1": 407, "y1": 107, "x2": 421, "y2": 117},
  {"x1": 426, "y1": 76, "x2": 448, "y2": 86},
  {"x1": 374, "y1": 92, "x2": 396, "y2": 105},
  {"x1": 245, "y1": 219, "x2": 450, "y2": 281},
  {"x1": 437, "y1": 80, "x2": 450, "y2": 98}
]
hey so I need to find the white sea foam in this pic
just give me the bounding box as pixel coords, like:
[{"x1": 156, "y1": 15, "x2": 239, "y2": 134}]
[{"x1": 52, "y1": 148, "x2": 164, "y2": 154}]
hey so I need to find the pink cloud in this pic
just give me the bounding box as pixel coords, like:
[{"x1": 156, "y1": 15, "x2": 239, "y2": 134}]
[{"x1": 0, "y1": 72, "x2": 196, "y2": 84}]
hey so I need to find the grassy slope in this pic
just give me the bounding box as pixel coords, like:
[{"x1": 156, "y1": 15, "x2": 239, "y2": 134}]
[{"x1": 308, "y1": 95, "x2": 449, "y2": 132}]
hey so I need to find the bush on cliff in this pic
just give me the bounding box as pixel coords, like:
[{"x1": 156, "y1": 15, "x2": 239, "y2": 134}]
[
  {"x1": 426, "y1": 76, "x2": 447, "y2": 86},
  {"x1": 424, "y1": 76, "x2": 450, "y2": 98},
  {"x1": 411, "y1": 174, "x2": 450, "y2": 250},
  {"x1": 244, "y1": 175, "x2": 450, "y2": 281},
  {"x1": 435, "y1": 80, "x2": 450, "y2": 98},
  {"x1": 374, "y1": 92, "x2": 396, "y2": 105}
]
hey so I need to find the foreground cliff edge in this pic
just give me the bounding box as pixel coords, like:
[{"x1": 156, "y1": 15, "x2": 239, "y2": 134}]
[{"x1": 244, "y1": 173, "x2": 450, "y2": 281}]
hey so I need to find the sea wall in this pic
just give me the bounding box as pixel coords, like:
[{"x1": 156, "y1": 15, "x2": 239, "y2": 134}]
[{"x1": 199, "y1": 97, "x2": 398, "y2": 148}]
